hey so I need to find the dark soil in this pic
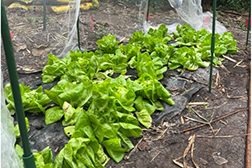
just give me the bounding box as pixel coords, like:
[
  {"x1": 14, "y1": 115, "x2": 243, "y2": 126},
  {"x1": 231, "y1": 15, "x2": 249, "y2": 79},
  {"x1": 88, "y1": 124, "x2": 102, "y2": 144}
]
[{"x1": 1, "y1": 1, "x2": 250, "y2": 168}]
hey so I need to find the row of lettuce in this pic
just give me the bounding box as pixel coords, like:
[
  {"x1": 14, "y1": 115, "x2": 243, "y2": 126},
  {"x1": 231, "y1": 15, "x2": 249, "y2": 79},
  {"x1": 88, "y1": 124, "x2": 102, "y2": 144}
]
[{"x1": 4, "y1": 24, "x2": 237, "y2": 168}]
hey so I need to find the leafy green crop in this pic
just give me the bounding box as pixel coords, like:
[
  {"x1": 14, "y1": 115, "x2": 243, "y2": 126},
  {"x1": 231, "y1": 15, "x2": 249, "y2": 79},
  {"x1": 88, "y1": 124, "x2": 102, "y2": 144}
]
[
  {"x1": 96, "y1": 34, "x2": 119, "y2": 54},
  {"x1": 54, "y1": 138, "x2": 109, "y2": 168},
  {"x1": 16, "y1": 145, "x2": 54, "y2": 168},
  {"x1": 14, "y1": 117, "x2": 30, "y2": 138},
  {"x1": 4, "y1": 84, "x2": 51, "y2": 114},
  {"x1": 168, "y1": 47, "x2": 210, "y2": 70},
  {"x1": 6, "y1": 23, "x2": 237, "y2": 168}
]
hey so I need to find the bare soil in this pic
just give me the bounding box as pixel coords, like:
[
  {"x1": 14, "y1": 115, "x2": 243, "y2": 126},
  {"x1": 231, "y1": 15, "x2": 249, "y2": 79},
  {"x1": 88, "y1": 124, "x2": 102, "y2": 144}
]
[{"x1": 1, "y1": 1, "x2": 250, "y2": 168}]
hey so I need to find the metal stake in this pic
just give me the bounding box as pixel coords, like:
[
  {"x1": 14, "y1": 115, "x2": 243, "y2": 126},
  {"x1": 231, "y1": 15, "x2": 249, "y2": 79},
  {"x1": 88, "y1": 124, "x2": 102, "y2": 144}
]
[
  {"x1": 77, "y1": 16, "x2": 81, "y2": 51},
  {"x1": 209, "y1": 0, "x2": 217, "y2": 93},
  {"x1": 146, "y1": 0, "x2": 150, "y2": 22},
  {"x1": 43, "y1": 0, "x2": 47, "y2": 31}
]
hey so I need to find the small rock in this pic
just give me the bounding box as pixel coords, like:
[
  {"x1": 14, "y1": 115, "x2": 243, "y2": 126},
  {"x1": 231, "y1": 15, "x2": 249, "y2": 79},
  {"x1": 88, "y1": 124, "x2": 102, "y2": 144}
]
[{"x1": 212, "y1": 152, "x2": 228, "y2": 165}]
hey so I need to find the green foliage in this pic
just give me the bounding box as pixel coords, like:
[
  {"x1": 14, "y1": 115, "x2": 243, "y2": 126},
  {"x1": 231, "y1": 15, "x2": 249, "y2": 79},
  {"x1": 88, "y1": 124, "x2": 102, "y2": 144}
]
[
  {"x1": 96, "y1": 34, "x2": 119, "y2": 54},
  {"x1": 33, "y1": 146, "x2": 54, "y2": 168},
  {"x1": 45, "y1": 78, "x2": 93, "y2": 108},
  {"x1": 45, "y1": 106, "x2": 64, "y2": 125},
  {"x1": 54, "y1": 138, "x2": 109, "y2": 168},
  {"x1": 4, "y1": 84, "x2": 51, "y2": 114},
  {"x1": 7, "y1": 24, "x2": 238, "y2": 168},
  {"x1": 16, "y1": 145, "x2": 54, "y2": 168},
  {"x1": 14, "y1": 117, "x2": 30, "y2": 138},
  {"x1": 42, "y1": 54, "x2": 69, "y2": 83}
]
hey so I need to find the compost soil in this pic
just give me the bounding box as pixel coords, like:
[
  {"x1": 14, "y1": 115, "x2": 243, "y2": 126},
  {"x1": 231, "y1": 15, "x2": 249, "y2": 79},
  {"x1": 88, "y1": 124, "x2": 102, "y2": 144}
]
[{"x1": 1, "y1": 1, "x2": 250, "y2": 168}]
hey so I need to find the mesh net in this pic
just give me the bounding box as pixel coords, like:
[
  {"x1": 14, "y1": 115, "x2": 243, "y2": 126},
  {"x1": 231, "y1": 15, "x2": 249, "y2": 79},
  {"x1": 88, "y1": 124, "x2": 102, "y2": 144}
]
[
  {"x1": 4, "y1": 0, "x2": 81, "y2": 61},
  {"x1": 140, "y1": 0, "x2": 226, "y2": 33},
  {"x1": 1, "y1": 72, "x2": 22, "y2": 168},
  {"x1": 3, "y1": 0, "x2": 226, "y2": 60}
]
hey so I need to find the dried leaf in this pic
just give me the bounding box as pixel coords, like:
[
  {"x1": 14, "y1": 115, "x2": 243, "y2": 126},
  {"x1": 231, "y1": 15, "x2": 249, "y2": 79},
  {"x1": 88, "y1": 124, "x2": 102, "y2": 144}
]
[
  {"x1": 172, "y1": 157, "x2": 184, "y2": 168},
  {"x1": 183, "y1": 134, "x2": 196, "y2": 167},
  {"x1": 32, "y1": 48, "x2": 50, "y2": 57},
  {"x1": 15, "y1": 43, "x2": 27, "y2": 52}
]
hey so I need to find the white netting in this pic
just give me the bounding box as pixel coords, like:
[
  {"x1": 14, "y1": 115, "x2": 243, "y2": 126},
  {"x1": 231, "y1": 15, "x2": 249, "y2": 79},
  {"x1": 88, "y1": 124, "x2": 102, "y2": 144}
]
[
  {"x1": 168, "y1": 0, "x2": 203, "y2": 30},
  {"x1": 2, "y1": 2, "x2": 82, "y2": 165},
  {"x1": 139, "y1": 0, "x2": 227, "y2": 34},
  {"x1": 58, "y1": 0, "x2": 81, "y2": 57},
  {"x1": 1, "y1": 73, "x2": 23, "y2": 168},
  {"x1": 4, "y1": 0, "x2": 81, "y2": 59},
  {"x1": 3, "y1": 0, "x2": 227, "y2": 63}
]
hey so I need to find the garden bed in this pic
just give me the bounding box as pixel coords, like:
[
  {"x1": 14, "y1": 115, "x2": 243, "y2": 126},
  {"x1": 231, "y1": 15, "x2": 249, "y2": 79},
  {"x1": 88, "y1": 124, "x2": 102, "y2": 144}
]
[{"x1": 1, "y1": 1, "x2": 250, "y2": 167}]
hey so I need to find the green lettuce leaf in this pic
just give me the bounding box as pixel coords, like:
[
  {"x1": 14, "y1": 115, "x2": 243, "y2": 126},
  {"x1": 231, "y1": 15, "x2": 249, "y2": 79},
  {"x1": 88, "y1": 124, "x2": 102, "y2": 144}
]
[
  {"x1": 54, "y1": 137, "x2": 108, "y2": 168},
  {"x1": 45, "y1": 106, "x2": 64, "y2": 125},
  {"x1": 102, "y1": 138, "x2": 128, "y2": 163},
  {"x1": 45, "y1": 78, "x2": 92, "y2": 108},
  {"x1": 135, "y1": 109, "x2": 152, "y2": 128},
  {"x1": 14, "y1": 117, "x2": 29, "y2": 138},
  {"x1": 42, "y1": 54, "x2": 69, "y2": 83},
  {"x1": 96, "y1": 34, "x2": 119, "y2": 54},
  {"x1": 4, "y1": 84, "x2": 51, "y2": 114}
]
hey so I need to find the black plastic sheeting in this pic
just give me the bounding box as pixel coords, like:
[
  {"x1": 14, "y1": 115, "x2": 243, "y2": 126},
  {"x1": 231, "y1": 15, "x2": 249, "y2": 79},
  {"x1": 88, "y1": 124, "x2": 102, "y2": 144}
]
[{"x1": 23, "y1": 67, "x2": 218, "y2": 156}]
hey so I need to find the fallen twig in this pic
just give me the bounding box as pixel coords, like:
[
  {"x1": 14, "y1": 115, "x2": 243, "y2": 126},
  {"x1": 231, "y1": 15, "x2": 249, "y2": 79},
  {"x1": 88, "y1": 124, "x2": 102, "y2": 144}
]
[
  {"x1": 172, "y1": 135, "x2": 197, "y2": 168},
  {"x1": 191, "y1": 143, "x2": 200, "y2": 168},
  {"x1": 183, "y1": 135, "x2": 196, "y2": 167},
  {"x1": 213, "y1": 128, "x2": 221, "y2": 136},
  {"x1": 223, "y1": 55, "x2": 237, "y2": 63},
  {"x1": 220, "y1": 64, "x2": 230, "y2": 73},
  {"x1": 220, "y1": 10, "x2": 249, "y2": 17},
  {"x1": 173, "y1": 156, "x2": 184, "y2": 168},
  {"x1": 206, "y1": 101, "x2": 227, "y2": 110},
  {"x1": 125, "y1": 138, "x2": 143, "y2": 160},
  {"x1": 150, "y1": 151, "x2": 160, "y2": 162},
  {"x1": 119, "y1": 37, "x2": 127, "y2": 43},
  {"x1": 182, "y1": 108, "x2": 245, "y2": 133},
  {"x1": 184, "y1": 116, "x2": 209, "y2": 125},
  {"x1": 215, "y1": 71, "x2": 220, "y2": 87},
  {"x1": 181, "y1": 116, "x2": 185, "y2": 124},
  {"x1": 227, "y1": 93, "x2": 246, "y2": 100},
  {"x1": 196, "y1": 134, "x2": 248, "y2": 138},
  {"x1": 220, "y1": 120, "x2": 228, "y2": 125},
  {"x1": 152, "y1": 127, "x2": 169, "y2": 141},
  {"x1": 188, "y1": 102, "x2": 209, "y2": 106},
  {"x1": 193, "y1": 109, "x2": 209, "y2": 122},
  {"x1": 233, "y1": 59, "x2": 244, "y2": 68},
  {"x1": 185, "y1": 108, "x2": 216, "y2": 133}
]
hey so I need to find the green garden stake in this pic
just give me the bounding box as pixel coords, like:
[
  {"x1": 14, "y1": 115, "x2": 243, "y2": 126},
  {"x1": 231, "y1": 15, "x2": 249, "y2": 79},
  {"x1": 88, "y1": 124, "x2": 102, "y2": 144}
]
[
  {"x1": 209, "y1": 0, "x2": 217, "y2": 93},
  {"x1": 146, "y1": 0, "x2": 150, "y2": 22},
  {"x1": 1, "y1": 2, "x2": 36, "y2": 168},
  {"x1": 246, "y1": 1, "x2": 250, "y2": 47},
  {"x1": 43, "y1": 0, "x2": 47, "y2": 31},
  {"x1": 77, "y1": 16, "x2": 81, "y2": 51}
]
